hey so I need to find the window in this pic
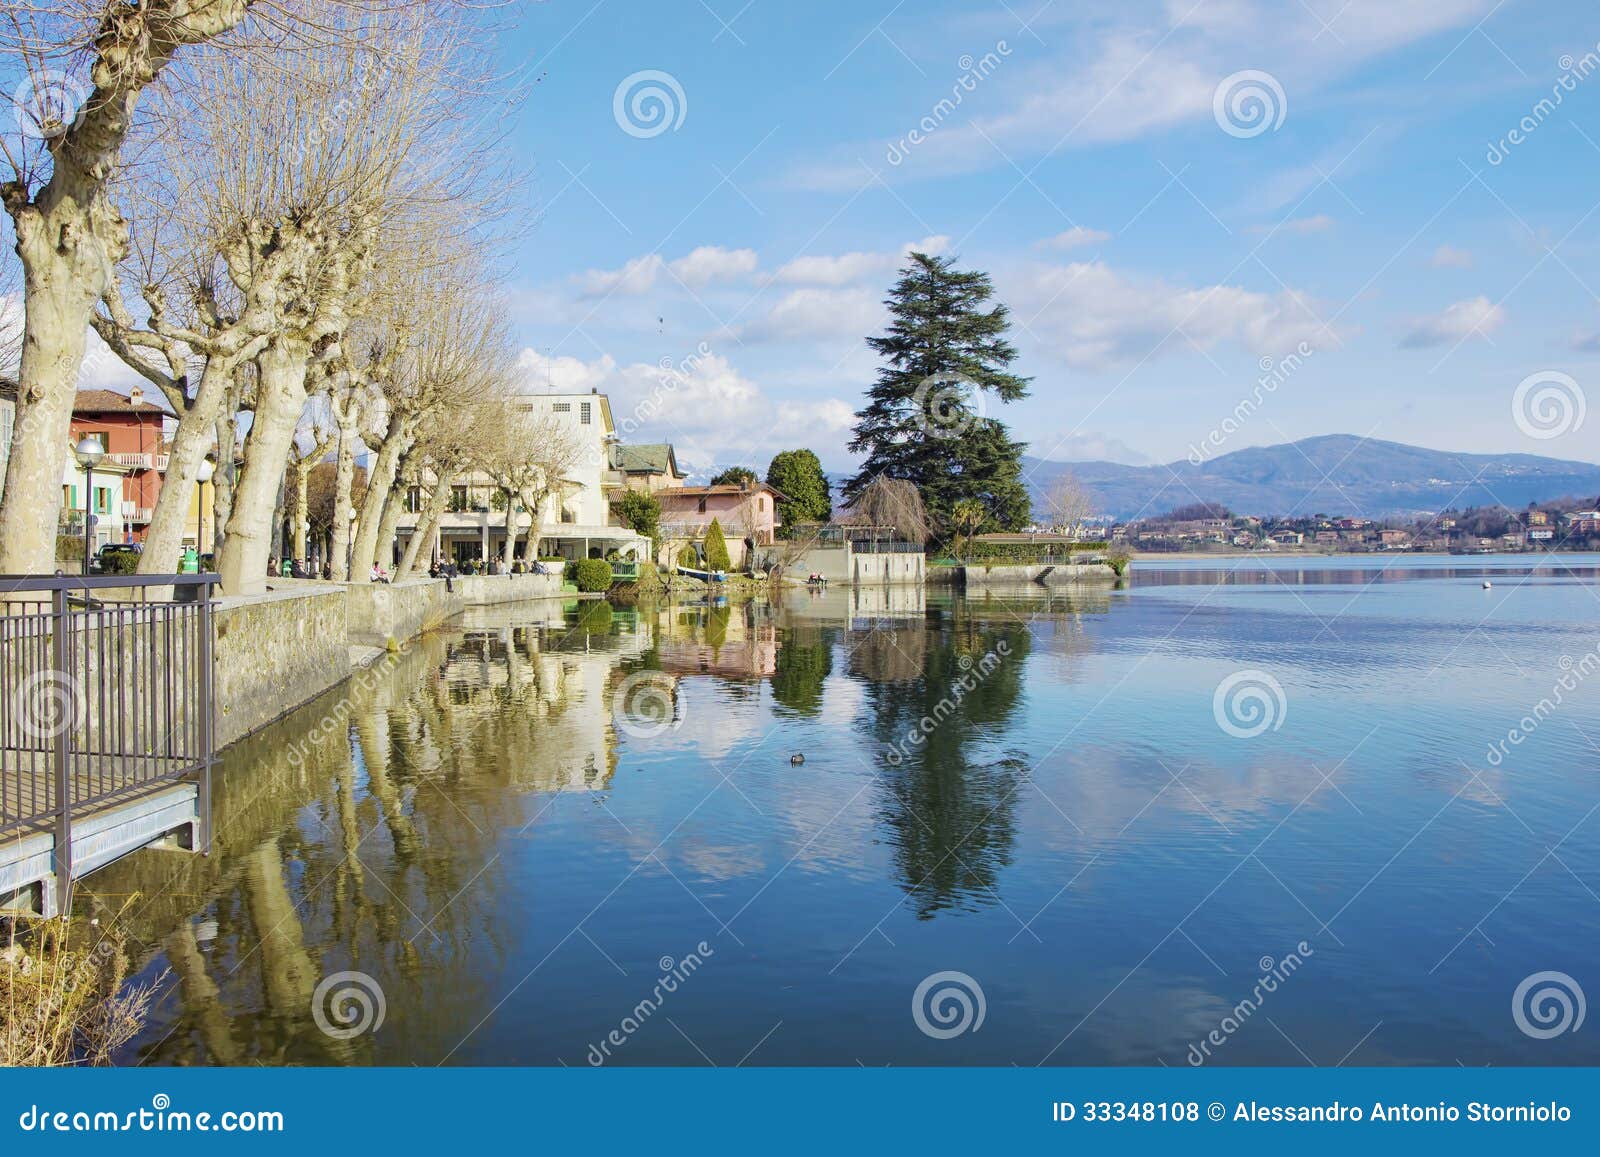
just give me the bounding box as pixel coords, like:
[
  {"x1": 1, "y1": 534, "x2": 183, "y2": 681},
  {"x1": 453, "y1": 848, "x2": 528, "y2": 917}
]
[
  {"x1": 697, "y1": 497, "x2": 707, "y2": 515},
  {"x1": 95, "y1": 487, "x2": 111, "y2": 514},
  {"x1": 580, "y1": 402, "x2": 592, "y2": 425},
  {"x1": 552, "y1": 402, "x2": 571, "y2": 413},
  {"x1": 405, "y1": 486, "x2": 423, "y2": 514}
]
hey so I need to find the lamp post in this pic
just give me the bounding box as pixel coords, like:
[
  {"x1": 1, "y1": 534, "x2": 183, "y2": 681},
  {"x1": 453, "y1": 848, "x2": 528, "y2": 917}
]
[
  {"x1": 195, "y1": 457, "x2": 216, "y2": 568},
  {"x1": 73, "y1": 436, "x2": 105, "y2": 575}
]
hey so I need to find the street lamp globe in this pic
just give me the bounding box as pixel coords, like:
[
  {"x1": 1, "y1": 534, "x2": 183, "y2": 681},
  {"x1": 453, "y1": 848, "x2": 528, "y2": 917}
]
[
  {"x1": 73, "y1": 436, "x2": 105, "y2": 468},
  {"x1": 196, "y1": 457, "x2": 215, "y2": 484}
]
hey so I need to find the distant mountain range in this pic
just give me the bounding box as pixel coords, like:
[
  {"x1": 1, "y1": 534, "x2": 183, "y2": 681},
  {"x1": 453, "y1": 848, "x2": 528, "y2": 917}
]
[
  {"x1": 701, "y1": 436, "x2": 1600, "y2": 521},
  {"x1": 1026, "y1": 435, "x2": 1600, "y2": 520}
]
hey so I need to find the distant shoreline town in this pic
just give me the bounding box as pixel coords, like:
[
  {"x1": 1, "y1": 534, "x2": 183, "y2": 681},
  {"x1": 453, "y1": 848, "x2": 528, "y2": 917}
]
[{"x1": 1108, "y1": 500, "x2": 1600, "y2": 555}]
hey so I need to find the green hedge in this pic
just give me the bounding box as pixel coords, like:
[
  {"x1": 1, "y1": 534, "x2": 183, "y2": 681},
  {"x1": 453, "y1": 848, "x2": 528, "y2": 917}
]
[
  {"x1": 100, "y1": 552, "x2": 140, "y2": 575},
  {"x1": 573, "y1": 558, "x2": 613, "y2": 592},
  {"x1": 956, "y1": 539, "x2": 1109, "y2": 563}
]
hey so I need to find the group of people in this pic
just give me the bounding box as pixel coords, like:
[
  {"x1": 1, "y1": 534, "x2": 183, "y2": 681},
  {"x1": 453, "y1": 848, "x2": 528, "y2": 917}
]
[{"x1": 256, "y1": 553, "x2": 557, "y2": 588}]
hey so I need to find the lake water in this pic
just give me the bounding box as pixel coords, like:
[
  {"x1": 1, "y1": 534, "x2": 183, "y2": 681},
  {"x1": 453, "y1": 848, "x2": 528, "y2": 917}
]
[{"x1": 98, "y1": 556, "x2": 1600, "y2": 1066}]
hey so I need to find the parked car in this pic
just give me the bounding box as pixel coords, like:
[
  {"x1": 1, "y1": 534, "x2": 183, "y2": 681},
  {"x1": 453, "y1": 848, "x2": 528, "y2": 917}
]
[{"x1": 92, "y1": 542, "x2": 142, "y2": 574}]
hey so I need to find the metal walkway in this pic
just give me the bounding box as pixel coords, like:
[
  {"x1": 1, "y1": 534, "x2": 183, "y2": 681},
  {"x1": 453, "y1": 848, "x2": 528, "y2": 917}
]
[{"x1": 1, "y1": 573, "x2": 216, "y2": 916}]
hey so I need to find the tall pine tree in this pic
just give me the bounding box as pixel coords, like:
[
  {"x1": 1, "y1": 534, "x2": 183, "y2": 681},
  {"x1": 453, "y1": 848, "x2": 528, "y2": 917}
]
[{"x1": 844, "y1": 252, "x2": 1031, "y2": 535}]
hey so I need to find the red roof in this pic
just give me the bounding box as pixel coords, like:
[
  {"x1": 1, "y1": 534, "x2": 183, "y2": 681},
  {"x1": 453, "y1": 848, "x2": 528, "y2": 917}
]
[
  {"x1": 74, "y1": 389, "x2": 166, "y2": 415},
  {"x1": 665, "y1": 482, "x2": 788, "y2": 501}
]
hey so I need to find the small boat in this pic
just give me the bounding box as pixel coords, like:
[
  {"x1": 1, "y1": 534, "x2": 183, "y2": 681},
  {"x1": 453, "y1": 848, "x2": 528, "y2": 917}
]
[{"x1": 674, "y1": 566, "x2": 727, "y2": 583}]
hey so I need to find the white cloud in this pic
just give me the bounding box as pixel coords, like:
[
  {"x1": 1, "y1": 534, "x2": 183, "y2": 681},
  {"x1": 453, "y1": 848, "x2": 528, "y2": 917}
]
[
  {"x1": 573, "y1": 246, "x2": 759, "y2": 297},
  {"x1": 1429, "y1": 245, "x2": 1473, "y2": 269},
  {"x1": 1007, "y1": 260, "x2": 1337, "y2": 368},
  {"x1": 772, "y1": 250, "x2": 894, "y2": 288},
  {"x1": 515, "y1": 347, "x2": 855, "y2": 470},
  {"x1": 790, "y1": 1, "x2": 1495, "y2": 189},
  {"x1": 574, "y1": 253, "x2": 665, "y2": 297},
  {"x1": 1401, "y1": 296, "x2": 1504, "y2": 348},
  {"x1": 1037, "y1": 226, "x2": 1112, "y2": 250},
  {"x1": 739, "y1": 286, "x2": 883, "y2": 343},
  {"x1": 668, "y1": 246, "x2": 758, "y2": 287},
  {"x1": 771, "y1": 235, "x2": 950, "y2": 287}
]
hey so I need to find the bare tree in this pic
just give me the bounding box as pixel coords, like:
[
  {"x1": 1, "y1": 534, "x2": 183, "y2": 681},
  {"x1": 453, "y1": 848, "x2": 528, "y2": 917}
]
[
  {"x1": 841, "y1": 476, "x2": 931, "y2": 544},
  {"x1": 0, "y1": 0, "x2": 513, "y2": 574},
  {"x1": 1042, "y1": 471, "x2": 1095, "y2": 538}
]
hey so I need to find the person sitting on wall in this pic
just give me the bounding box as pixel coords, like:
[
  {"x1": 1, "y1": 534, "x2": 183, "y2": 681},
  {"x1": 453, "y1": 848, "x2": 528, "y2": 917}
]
[
  {"x1": 370, "y1": 562, "x2": 390, "y2": 584},
  {"x1": 290, "y1": 558, "x2": 306, "y2": 578}
]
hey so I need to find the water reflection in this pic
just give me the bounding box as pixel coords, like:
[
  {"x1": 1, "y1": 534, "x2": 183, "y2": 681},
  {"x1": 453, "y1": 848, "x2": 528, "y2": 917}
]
[{"x1": 80, "y1": 562, "x2": 1600, "y2": 1066}]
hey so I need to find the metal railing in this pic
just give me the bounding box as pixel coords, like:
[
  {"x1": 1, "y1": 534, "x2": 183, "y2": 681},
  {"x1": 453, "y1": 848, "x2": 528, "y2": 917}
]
[{"x1": 1, "y1": 572, "x2": 217, "y2": 906}]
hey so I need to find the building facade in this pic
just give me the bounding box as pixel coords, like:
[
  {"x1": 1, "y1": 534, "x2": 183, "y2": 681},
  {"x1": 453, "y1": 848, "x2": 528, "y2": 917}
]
[
  {"x1": 658, "y1": 482, "x2": 782, "y2": 570},
  {"x1": 67, "y1": 387, "x2": 171, "y2": 545},
  {"x1": 394, "y1": 389, "x2": 648, "y2": 567}
]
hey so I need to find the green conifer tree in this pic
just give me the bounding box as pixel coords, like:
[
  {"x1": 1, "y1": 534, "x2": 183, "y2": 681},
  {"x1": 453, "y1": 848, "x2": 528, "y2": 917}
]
[{"x1": 844, "y1": 252, "x2": 1032, "y2": 533}]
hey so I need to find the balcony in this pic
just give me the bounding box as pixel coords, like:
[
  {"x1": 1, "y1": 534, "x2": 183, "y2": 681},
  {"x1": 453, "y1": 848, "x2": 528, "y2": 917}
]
[{"x1": 103, "y1": 452, "x2": 169, "y2": 472}]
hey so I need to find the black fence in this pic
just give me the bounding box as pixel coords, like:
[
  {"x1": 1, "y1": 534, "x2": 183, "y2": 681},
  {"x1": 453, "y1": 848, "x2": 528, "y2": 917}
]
[{"x1": 0, "y1": 573, "x2": 217, "y2": 903}]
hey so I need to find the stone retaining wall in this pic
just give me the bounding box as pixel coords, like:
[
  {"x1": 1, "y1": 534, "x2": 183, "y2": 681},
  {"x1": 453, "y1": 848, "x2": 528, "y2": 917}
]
[{"x1": 212, "y1": 573, "x2": 564, "y2": 748}]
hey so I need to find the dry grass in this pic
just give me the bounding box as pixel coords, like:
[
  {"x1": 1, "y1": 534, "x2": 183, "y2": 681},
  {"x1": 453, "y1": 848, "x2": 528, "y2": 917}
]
[{"x1": 1, "y1": 901, "x2": 164, "y2": 1067}]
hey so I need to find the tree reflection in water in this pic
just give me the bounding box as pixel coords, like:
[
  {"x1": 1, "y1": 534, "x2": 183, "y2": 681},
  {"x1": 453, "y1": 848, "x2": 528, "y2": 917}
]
[{"x1": 851, "y1": 609, "x2": 1033, "y2": 920}]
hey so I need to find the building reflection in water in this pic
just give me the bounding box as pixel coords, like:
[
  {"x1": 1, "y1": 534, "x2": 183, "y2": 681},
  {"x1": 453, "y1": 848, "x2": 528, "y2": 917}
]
[{"x1": 83, "y1": 583, "x2": 1113, "y2": 1063}]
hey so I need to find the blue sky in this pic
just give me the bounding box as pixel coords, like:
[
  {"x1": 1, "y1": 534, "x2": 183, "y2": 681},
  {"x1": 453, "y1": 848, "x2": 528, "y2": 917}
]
[{"x1": 494, "y1": 0, "x2": 1600, "y2": 475}]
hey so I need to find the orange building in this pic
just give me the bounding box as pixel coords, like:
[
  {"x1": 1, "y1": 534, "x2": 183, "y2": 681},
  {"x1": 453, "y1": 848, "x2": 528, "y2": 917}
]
[{"x1": 68, "y1": 387, "x2": 171, "y2": 543}]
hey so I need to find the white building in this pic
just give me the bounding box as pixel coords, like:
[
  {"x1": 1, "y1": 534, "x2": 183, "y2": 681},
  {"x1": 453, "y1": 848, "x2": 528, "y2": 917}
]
[
  {"x1": 58, "y1": 451, "x2": 133, "y2": 554},
  {"x1": 393, "y1": 389, "x2": 648, "y2": 568}
]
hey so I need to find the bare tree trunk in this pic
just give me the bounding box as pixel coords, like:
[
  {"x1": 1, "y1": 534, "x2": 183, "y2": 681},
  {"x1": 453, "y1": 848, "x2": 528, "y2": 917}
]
[
  {"x1": 0, "y1": 2, "x2": 255, "y2": 572},
  {"x1": 211, "y1": 407, "x2": 241, "y2": 558},
  {"x1": 136, "y1": 356, "x2": 247, "y2": 573},
  {"x1": 397, "y1": 476, "x2": 452, "y2": 579},
  {"x1": 0, "y1": 272, "x2": 98, "y2": 572},
  {"x1": 328, "y1": 402, "x2": 359, "y2": 581},
  {"x1": 292, "y1": 459, "x2": 315, "y2": 562},
  {"x1": 372, "y1": 484, "x2": 406, "y2": 574},
  {"x1": 522, "y1": 492, "x2": 555, "y2": 564},
  {"x1": 349, "y1": 430, "x2": 408, "y2": 578},
  {"x1": 501, "y1": 488, "x2": 517, "y2": 566},
  {"x1": 217, "y1": 341, "x2": 307, "y2": 595}
]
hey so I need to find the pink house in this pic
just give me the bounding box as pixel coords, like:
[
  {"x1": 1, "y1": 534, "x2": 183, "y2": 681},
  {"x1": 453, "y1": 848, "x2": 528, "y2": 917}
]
[{"x1": 657, "y1": 482, "x2": 783, "y2": 569}]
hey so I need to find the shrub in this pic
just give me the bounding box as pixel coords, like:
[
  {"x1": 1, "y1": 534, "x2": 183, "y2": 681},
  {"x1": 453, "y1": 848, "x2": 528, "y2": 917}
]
[
  {"x1": 55, "y1": 534, "x2": 85, "y2": 562},
  {"x1": 573, "y1": 558, "x2": 613, "y2": 592},
  {"x1": 100, "y1": 552, "x2": 139, "y2": 575},
  {"x1": 2, "y1": 903, "x2": 162, "y2": 1066},
  {"x1": 704, "y1": 518, "x2": 732, "y2": 571},
  {"x1": 1105, "y1": 545, "x2": 1132, "y2": 577},
  {"x1": 678, "y1": 545, "x2": 700, "y2": 569}
]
